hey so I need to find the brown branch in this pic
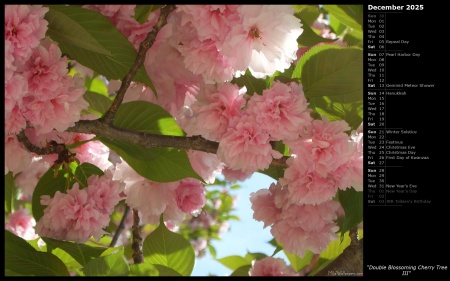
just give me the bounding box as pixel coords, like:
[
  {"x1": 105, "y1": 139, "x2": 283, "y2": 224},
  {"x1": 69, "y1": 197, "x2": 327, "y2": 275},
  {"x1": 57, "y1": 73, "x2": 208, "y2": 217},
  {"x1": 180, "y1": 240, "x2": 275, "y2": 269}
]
[
  {"x1": 66, "y1": 119, "x2": 219, "y2": 153},
  {"x1": 65, "y1": 119, "x2": 289, "y2": 168},
  {"x1": 102, "y1": 5, "x2": 176, "y2": 124},
  {"x1": 16, "y1": 130, "x2": 56, "y2": 155},
  {"x1": 315, "y1": 228, "x2": 363, "y2": 276},
  {"x1": 131, "y1": 209, "x2": 144, "y2": 264}
]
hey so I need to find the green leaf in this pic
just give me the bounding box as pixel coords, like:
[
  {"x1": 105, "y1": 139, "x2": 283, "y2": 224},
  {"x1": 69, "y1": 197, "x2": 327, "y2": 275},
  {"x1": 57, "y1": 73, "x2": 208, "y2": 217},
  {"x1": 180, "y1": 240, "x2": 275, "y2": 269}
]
[
  {"x1": 129, "y1": 263, "x2": 159, "y2": 276},
  {"x1": 114, "y1": 101, "x2": 185, "y2": 136},
  {"x1": 50, "y1": 248, "x2": 83, "y2": 272},
  {"x1": 85, "y1": 75, "x2": 109, "y2": 95},
  {"x1": 134, "y1": 5, "x2": 163, "y2": 24},
  {"x1": 285, "y1": 250, "x2": 315, "y2": 272},
  {"x1": 258, "y1": 164, "x2": 285, "y2": 181},
  {"x1": 152, "y1": 264, "x2": 183, "y2": 276},
  {"x1": 74, "y1": 162, "x2": 104, "y2": 189},
  {"x1": 323, "y1": 5, "x2": 363, "y2": 39},
  {"x1": 4, "y1": 171, "x2": 18, "y2": 213},
  {"x1": 268, "y1": 238, "x2": 284, "y2": 256},
  {"x1": 27, "y1": 237, "x2": 45, "y2": 252},
  {"x1": 229, "y1": 184, "x2": 241, "y2": 190},
  {"x1": 99, "y1": 138, "x2": 203, "y2": 182},
  {"x1": 42, "y1": 237, "x2": 109, "y2": 267},
  {"x1": 143, "y1": 216, "x2": 195, "y2": 276},
  {"x1": 298, "y1": 19, "x2": 337, "y2": 47},
  {"x1": 5, "y1": 230, "x2": 70, "y2": 276},
  {"x1": 293, "y1": 45, "x2": 363, "y2": 130},
  {"x1": 44, "y1": 6, "x2": 111, "y2": 56},
  {"x1": 83, "y1": 248, "x2": 129, "y2": 276},
  {"x1": 32, "y1": 166, "x2": 70, "y2": 222},
  {"x1": 208, "y1": 244, "x2": 217, "y2": 259},
  {"x1": 343, "y1": 27, "x2": 364, "y2": 47},
  {"x1": 216, "y1": 255, "x2": 251, "y2": 271},
  {"x1": 231, "y1": 69, "x2": 268, "y2": 96},
  {"x1": 230, "y1": 265, "x2": 252, "y2": 276},
  {"x1": 328, "y1": 14, "x2": 347, "y2": 36},
  {"x1": 309, "y1": 231, "x2": 351, "y2": 276},
  {"x1": 45, "y1": 5, "x2": 153, "y2": 88},
  {"x1": 296, "y1": 5, "x2": 320, "y2": 25},
  {"x1": 337, "y1": 5, "x2": 364, "y2": 28},
  {"x1": 83, "y1": 91, "x2": 113, "y2": 117},
  {"x1": 245, "y1": 252, "x2": 267, "y2": 262},
  {"x1": 338, "y1": 188, "x2": 363, "y2": 235}
]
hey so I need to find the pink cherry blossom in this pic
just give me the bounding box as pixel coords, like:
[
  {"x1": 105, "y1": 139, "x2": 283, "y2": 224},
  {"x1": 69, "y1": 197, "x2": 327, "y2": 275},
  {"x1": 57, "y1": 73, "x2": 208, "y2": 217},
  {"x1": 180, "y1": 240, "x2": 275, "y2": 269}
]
[
  {"x1": 5, "y1": 97, "x2": 27, "y2": 135},
  {"x1": 19, "y1": 37, "x2": 68, "y2": 99},
  {"x1": 175, "y1": 5, "x2": 235, "y2": 43},
  {"x1": 246, "y1": 81, "x2": 312, "y2": 141},
  {"x1": 249, "y1": 257, "x2": 301, "y2": 276},
  {"x1": 5, "y1": 39, "x2": 16, "y2": 81},
  {"x1": 335, "y1": 128, "x2": 363, "y2": 191},
  {"x1": 287, "y1": 116, "x2": 355, "y2": 178},
  {"x1": 35, "y1": 184, "x2": 106, "y2": 243},
  {"x1": 175, "y1": 178, "x2": 207, "y2": 216},
  {"x1": 270, "y1": 200, "x2": 341, "y2": 257},
  {"x1": 280, "y1": 152, "x2": 338, "y2": 205},
  {"x1": 5, "y1": 73, "x2": 27, "y2": 123},
  {"x1": 87, "y1": 169, "x2": 125, "y2": 215},
  {"x1": 115, "y1": 11, "x2": 160, "y2": 50},
  {"x1": 179, "y1": 38, "x2": 235, "y2": 83},
  {"x1": 190, "y1": 83, "x2": 246, "y2": 141},
  {"x1": 5, "y1": 134, "x2": 32, "y2": 176},
  {"x1": 217, "y1": 114, "x2": 282, "y2": 173},
  {"x1": 24, "y1": 73, "x2": 88, "y2": 135},
  {"x1": 187, "y1": 150, "x2": 223, "y2": 184},
  {"x1": 171, "y1": 5, "x2": 240, "y2": 82},
  {"x1": 14, "y1": 156, "x2": 51, "y2": 201},
  {"x1": 35, "y1": 170, "x2": 125, "y2": 243},
  {"x1": 222, "y1": 167, "x2": 253, "y2": 182},
  {"x1": 221, "y1": 5, "x2": 302, "y2": 78},
  {"x1": 144, "y1": 40, "x2": 202, "y2": 117},
  {"x1": 4, "y1": 5, "x2": 49, "y2": 62},
  {"x1": 83, "y1": 5, "x2": 136, "y2": 25},
  {"x1": 123, "y1": 179, "x2": 178, "y2": 225},
  {"x1": 191, "y1": 238, "x2": 208, "y2": 257},
  {"x1": 69, "y1": 134, "x2": 112, "y2": 172},
  {"x1": 115, "y1": 160, "x2": 183, "y2": 225},
  {"x1": 250, "y1": 183, "x2": 282, "y2": 228},
  {"x1": 5, "y1": 208, "x2": 38, "y2": 240}
]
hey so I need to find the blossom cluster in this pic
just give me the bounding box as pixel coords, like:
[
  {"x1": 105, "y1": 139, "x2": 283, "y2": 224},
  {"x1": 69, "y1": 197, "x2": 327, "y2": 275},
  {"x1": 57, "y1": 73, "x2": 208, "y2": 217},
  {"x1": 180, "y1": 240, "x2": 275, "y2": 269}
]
[
  {"x1": 5, "y1": 5, "x2": 89, "y2": 176},
  {"x1": 249, "y1": 257, "x2": 302, "y2": 276},
  {"x1": 250, "y1": 119, "x2": 363, "y2": 257},
  {"x1": 4, "y1": 5, "x2": 362, "y2": 270},
  {"x1": 35, "y1": 170, "x2": 125, "y2": 243}
]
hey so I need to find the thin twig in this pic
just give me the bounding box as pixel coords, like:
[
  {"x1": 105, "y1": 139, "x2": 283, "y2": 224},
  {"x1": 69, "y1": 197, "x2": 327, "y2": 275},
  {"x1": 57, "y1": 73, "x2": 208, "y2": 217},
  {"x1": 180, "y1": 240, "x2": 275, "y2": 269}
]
[
  {"x1": 102, "y1": 5, "x2": 176, "y2": 124},
  {"x1": 110, "y1": 205, "x2": 131, "y2": 247}
]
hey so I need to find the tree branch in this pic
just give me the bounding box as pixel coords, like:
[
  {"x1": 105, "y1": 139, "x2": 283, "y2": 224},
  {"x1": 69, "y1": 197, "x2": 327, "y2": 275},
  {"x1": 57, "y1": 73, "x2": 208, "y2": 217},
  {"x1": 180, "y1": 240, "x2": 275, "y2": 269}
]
[
  {"x1": 102, "y1": 5, "x2": 176, "y2": 124},
  {"x1": 131, "y1": 209, "x2": 144, "y2": 264},
  {"x1": 16, "y1": 130, "x2": 56, "y2": 155},
  {"x1": 64, "y1": 119, "x2": 289, "y2": 168}
]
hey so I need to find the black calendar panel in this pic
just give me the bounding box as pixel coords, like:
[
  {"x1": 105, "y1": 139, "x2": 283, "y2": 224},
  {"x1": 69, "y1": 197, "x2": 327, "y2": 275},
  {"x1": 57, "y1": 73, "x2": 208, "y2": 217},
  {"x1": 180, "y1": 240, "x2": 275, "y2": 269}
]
[{"x1": 364, "y1": 3, "x2": 447, "y2": 278}]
